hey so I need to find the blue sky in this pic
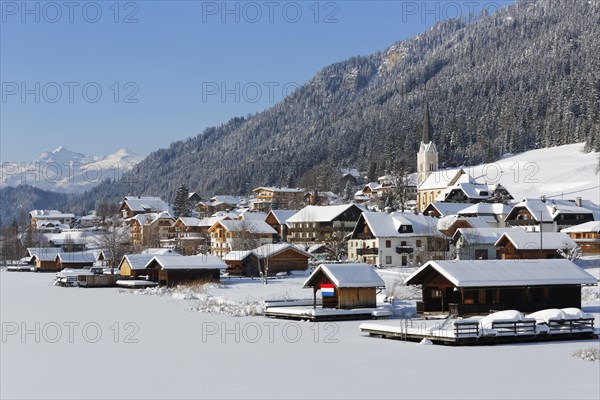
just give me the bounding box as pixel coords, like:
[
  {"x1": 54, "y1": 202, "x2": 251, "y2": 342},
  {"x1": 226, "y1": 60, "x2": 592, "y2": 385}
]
[{"x1": 1, "y1": 0, "x2": 511, "y2": 162}]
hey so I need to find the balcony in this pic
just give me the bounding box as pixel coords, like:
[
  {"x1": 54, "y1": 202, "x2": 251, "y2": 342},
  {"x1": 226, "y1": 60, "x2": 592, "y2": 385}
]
[
  {"x1": 396, "y1": 246, "x2": 413, "y2": 254},
  {"x1": 356, "y1": 247, "x2": 378, "y2": 256}
]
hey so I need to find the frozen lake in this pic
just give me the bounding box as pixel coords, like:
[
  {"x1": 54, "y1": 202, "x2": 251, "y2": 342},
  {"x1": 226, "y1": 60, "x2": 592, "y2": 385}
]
[{"x1": 1, "y1": 271, "x2": 599, "y2": 399}]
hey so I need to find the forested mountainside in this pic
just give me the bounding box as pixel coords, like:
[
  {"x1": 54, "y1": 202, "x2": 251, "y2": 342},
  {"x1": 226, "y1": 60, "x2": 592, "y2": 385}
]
[{"x1": 1, "y1": 0, "x2": 598, "y2": 225}]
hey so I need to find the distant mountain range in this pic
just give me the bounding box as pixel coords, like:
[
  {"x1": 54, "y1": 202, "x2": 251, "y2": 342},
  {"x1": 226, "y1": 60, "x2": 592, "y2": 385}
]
[
  {"x1": 1, "y1": 147, "x2": 143, "y2": 194},
  {"x1": 0, "y1": 0, "x2": 598, "y2": 225}
]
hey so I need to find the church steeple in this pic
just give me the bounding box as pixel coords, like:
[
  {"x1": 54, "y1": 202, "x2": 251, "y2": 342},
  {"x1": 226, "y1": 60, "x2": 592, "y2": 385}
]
[
  {"x1": 417, "y1": 101, "x2": 438, "y2": 187},
  {"x1": 422, "y1": 101, "x2": 433, "y2": 145}
]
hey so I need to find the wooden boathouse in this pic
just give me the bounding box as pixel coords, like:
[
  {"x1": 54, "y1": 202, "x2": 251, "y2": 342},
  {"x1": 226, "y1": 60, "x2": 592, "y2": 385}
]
[
  {"x1": 404, "y1": 259, "x2": 597, "y2": 316},
  {"x1": 303, "y1": 263, "x2": 386, "y2": 309}
]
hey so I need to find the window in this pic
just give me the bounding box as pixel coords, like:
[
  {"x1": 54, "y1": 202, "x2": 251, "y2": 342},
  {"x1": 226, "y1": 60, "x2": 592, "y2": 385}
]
[
  {"x1": 431, "y1": 289, "x2": 442, "y2": 298},
  {"x1": 416, "y1": 239, "x2": 422, "y2": 247},
  {"x1": 385, "y1": 256, "x2": 392, "y2": 265},
  {"x1": 400, "y1": 241, "x2": 407, "y2": 247},
  {"x1": 402, "y1": 255, "x2": 407, "y2": 266},
  {"x1": 385, "y1": 240, "x2": 391, "y2": 248}
]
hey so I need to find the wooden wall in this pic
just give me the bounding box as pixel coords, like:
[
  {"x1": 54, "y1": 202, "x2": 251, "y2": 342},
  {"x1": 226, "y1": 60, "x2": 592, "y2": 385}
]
[{"x1": 263, "y1": 249, "x2": 309, "y2": 274}]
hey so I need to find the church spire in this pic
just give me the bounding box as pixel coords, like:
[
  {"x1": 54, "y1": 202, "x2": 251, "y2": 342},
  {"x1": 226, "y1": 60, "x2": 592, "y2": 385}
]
[{"x1": 422, "y1": 101, "x2": 433, "y2": 144}]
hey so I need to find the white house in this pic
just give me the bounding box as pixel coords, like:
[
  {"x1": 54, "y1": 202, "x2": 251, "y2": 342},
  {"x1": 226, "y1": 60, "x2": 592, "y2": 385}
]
[{"x1": 348, "y1": 211, "x2": 449, "y2": 267}]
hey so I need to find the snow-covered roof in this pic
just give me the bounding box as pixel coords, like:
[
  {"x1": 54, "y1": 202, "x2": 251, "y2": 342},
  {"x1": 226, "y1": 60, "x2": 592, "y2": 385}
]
[
  {"x1": 29, "y1": 210, "x2": 75, "y2": 219},
  {"x1": 211, "y1": 211, "x2": 241, "y2": 219},
  {"x1": 222, "y1": 250, "x2": 258, "y2": 261},
  {"x1": 418, "y1": 168, "x2": 471, "y2": 191},
  {"x1": 176, "y1": 217, "x2": 202, "y2": 227},
  {"x1": 494, "y1": 231, "x2": 577, "y2": 250},
  {"x1": 268, "y1": 210, "x2": 298, "y2": 225},
  {"x1": 405, "y1": 259, "x2": 597, "y2": 287},
  {"x1": 341, "y1": 168, "x2": 361, "y2": 179},
  {"x1": 201, "y1": 195, "x2": 246, "y2": 207},
  {"x1": 561, "y1": 220, "x2": 600, "y2": 233},
  {"x1": 437, "y1": 215, "x2": 491, "y2": 231},
  {"x1": 357, "y1": 211, "x2": 439, "y2": 237},
  {"x1": 121, "y1": 253, "x2": 179, "y2": 270},
  {"x1": 436, "y1": 182, "x2": 507, "y2": 202},
  {"x1": 140, "y1": 248, "x2": 178, "y2": 255},
  {"x1": 56, "y1": 251, "x2": 96, "y2": 264},
  {"x1": 287, "y1": 204, "x2": 364, "y2": 223},
  {"x1": 210, "y1": 220, "x2": 276, "y2": 234},
  {"x1": 238, "y1": 210, "x2": 268, "y2": 221},
  {"x1": 253, "y1": 186, "x2": 305, "y2": 194},
  {"x1": 27, "y1": 247, "x2": 63, "y2": 261},
  {"x1": 424, "y1": 202, "x2": 471, "y2": 217},
  {"x1": 457, "y1": 203, "x2": 512, "y2": 216},
  {"x1": 122, "y1": 196, "x2": 169, "y2": 213},
  {"x1": 453, "y1": 228, "x2": 516, "y2": 245},
  {"x1": 506, "y1": 198, "x2": 598, "y2": 222},
  {"x1": 252, "y1": 243, "x2": 312, "y2": 259},
  {"x1": 304, "y1": 263, "x2": 385, "y2": 288},
  {"x1": 146, "y1": 255, "x2": 227, "y2": 270}
]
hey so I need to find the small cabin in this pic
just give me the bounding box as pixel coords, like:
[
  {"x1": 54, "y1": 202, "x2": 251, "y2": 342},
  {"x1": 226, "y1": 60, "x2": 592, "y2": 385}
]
[
  {"x1": 55, "y1": 252, "x2": 95, "y2": 270},
  {"x1": 145, "y1": 255, "x2": 227, "y2": 286},
  {"x1": 254, "y1": 244, "x2": 312, "y2": 275},
  {"x1": 405, "y1": 259, "x2": 597, "y2": 316},
  {"x1": 223, "y1": 251, "x2": 261, "y2": 276},
  {"x1": 303, "y1": 263, "x2": 385, "y2": 309}
]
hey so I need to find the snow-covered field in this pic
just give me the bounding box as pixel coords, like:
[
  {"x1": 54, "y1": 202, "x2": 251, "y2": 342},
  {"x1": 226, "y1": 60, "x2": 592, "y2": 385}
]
[
  {"x1": 2, "y1": 271, "x2": 599, "y2": 399},
  {"x1": 465, "y1": 143, "x2": 600, "y2": 204}
]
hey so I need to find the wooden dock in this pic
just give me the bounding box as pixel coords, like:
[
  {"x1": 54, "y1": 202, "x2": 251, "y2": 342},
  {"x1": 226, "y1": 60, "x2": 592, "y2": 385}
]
[
  {"x1": 265, "y1": 306, "x2": 393, "y2": 321},
  {"x1": 359, "y1": 318, "x2": 598, "y2": 346}
]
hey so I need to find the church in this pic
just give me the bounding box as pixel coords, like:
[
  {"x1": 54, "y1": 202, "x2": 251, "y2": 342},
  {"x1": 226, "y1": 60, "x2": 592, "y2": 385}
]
[{"x1": 416, "y1": 103, "x2": 512, "y2": 212}]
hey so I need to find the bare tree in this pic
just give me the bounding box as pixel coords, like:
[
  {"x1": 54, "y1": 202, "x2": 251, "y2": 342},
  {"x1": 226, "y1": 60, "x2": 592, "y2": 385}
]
[
  {"x1": 324, "y1": 231, "x2": 348, "y2": 261},
  {"x1": 94, "y1": 224, "x2": 132, "y2": 274}
]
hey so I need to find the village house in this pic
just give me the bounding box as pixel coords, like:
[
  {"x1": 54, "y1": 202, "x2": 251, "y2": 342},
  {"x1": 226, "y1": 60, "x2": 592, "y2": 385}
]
[
  {"x1": 126, "y1": 212, "x2": 175, "y2": 249},
  {"x1": 287, "y1": 204, "x2": 365, "y2": 244},
  {"x1": 422, "y1": 202, "x2": 470, "y2": 218},
  {"x1": 456, "y1": 203, "x2": 512, "y2": 227},
  {"x1": 435, "y1": 182, "x2": 513, "y2": 204},
  {"x1": 494, "y1": 230, "x2": 578, "y2": 259},
  {"x1": 79, "y1": 214, "x2": 102, "y2": 228},
  {"x1": 437, "y1": 215, "x2": 492, "y2": 237},
  {"x1": 340, "y1": 168, "x2": 362, "y2": 187},
  {"x1": 29, "y1": 210, "x2": 75, "y2": 230},
  {"x1": 208, "y1": 219, "x2": 276, "y2": 258},
  {"x1": 304, "y1": 191, "x2": 338, "y2": 206},
  {"x1": 172, "y1": 217, "x2": 207, "y2": 255},
  {"x1": 264, "y1": 209, "x2": 297, "y2": 242},
  {"x1": 451, "y1": 227, "x2": 515, "y2": 260},
  {"x1": 303, "y1": 263, "x2": 386, "y2": 309},
  {"x1": 118, "y1": 196, "x2": 170, "y2": 219},
  {"x1": 561, "y1": 221, "x2": 600, "y2": 254},
  {"x1": 405, "y1": 259, "x2": 597, "y2": 316},
  {"x1": 251, "y1": 187, "x2": 305, "y2": 211},
  {"x1": 504, "y1": 197, "x2": 597, "y2": 232},
  {"x1": 145, "y1": 255, "x2": 227, "y2": 286},
  {"x1": 35, "y1": 220, "x2": 69, "y2": 233},
  {"x1": 347, "y1": 211, "x2": 449, "y2": 267},
  {"x1": 197, "y1": 195, "x2": 246, "y2": 216},
  {"x1": 237, "y1": 210, "x2": 268, "y2": 221}
]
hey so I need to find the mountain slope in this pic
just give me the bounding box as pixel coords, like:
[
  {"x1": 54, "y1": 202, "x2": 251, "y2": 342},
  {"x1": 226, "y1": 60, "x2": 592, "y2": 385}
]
[{"x1": 1, "y1": 0, "x2": 599, "y2": 222}]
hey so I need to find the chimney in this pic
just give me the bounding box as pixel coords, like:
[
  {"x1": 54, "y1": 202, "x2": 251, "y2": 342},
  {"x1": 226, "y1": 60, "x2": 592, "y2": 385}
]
[
  {"x1": 575, "y1": 197, "x2": 582, "y2": 207},
  {"x1": 539, "y1": 195, "x2": 546, "y2": 203},
  {"x1": 384, "y1": 207, "x2": 391, "y2": 214}
]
